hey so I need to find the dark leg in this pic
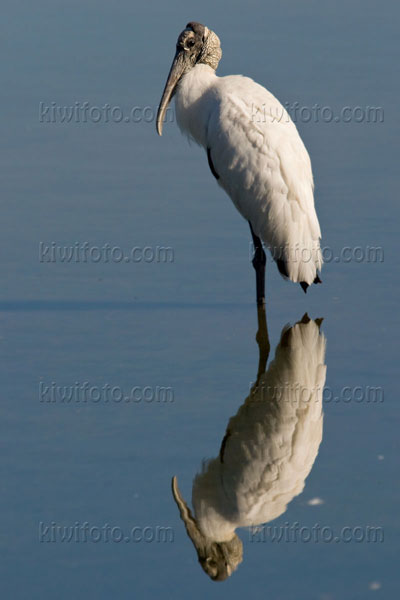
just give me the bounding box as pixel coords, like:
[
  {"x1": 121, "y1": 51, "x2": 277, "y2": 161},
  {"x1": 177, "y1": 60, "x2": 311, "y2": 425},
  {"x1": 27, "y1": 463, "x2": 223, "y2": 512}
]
[
  {"x1": 255, "y1": 303, "x2": 270, "y2": 386},
  {"x1": 220, "y1": 302, "x2": 270, "y2": 463},
  {"x1": 249, "y1": 222, "x2": 266, "y2": 306}
]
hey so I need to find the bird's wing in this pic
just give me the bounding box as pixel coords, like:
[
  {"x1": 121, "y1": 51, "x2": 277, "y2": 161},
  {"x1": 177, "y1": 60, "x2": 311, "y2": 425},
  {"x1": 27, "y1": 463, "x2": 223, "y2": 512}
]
[{"x1": 206, "y1": 75, "x2": 322, "y2": 284}]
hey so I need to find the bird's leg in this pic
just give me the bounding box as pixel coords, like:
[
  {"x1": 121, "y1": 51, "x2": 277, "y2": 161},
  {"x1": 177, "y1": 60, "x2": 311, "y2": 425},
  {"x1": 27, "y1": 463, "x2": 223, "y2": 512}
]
[
  {"x1": 255, "y1": 303, "x2": 270, "y2": 386},
  {"x1": 249, "y1": 222, "x2": 266, "y2": 306},
  {"x1": 221, "y1": 303, "x2": 270, "y2": 463}
]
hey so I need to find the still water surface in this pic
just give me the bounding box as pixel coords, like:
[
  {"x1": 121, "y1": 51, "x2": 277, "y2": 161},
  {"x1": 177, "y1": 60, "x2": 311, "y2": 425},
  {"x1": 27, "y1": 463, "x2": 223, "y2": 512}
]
[{"x1": 1, "y1": 1, "x2": 398, "y2": 598}]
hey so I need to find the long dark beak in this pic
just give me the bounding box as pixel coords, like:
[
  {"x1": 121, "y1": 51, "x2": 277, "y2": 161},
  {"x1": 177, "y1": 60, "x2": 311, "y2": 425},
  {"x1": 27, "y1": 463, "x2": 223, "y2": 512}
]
[
  {"x1": 171, "y1": 476, "x2": 207, "y2": 548},
  {"x1": 156, "y1": 50, "x2": 187, "y2": 136}
]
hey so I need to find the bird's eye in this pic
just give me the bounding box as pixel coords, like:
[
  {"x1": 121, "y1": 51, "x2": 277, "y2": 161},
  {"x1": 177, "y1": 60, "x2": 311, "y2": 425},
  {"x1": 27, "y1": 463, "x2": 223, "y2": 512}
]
[{"x1": 187, "y1": 39, "x2": 195, "y2": 47}]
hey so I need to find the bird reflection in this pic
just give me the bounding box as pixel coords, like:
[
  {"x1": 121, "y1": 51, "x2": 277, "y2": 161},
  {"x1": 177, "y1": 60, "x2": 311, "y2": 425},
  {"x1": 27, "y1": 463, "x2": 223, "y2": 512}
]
[{"x1": 172, "y1": 306, "x2": 327, "y2": 581}]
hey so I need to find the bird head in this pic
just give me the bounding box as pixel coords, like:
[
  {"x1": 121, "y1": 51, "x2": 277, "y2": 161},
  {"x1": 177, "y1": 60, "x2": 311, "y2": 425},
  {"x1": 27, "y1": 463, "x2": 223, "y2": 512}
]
[
  {"x1": 156, "y1": 22, "x2": 222, "y2": 135},
  {"x1": 171, "y1": 476, "x2": 242, "y2": 581}
]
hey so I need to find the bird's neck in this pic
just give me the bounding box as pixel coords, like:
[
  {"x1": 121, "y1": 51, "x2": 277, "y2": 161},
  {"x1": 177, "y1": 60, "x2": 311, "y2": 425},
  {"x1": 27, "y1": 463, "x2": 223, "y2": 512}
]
[
  {"x1": 174, "y1": 64, "x2": 217, "y2": 147},
  {"x1": 192, "y1": 458, "x2": 237, "y2": 542}
]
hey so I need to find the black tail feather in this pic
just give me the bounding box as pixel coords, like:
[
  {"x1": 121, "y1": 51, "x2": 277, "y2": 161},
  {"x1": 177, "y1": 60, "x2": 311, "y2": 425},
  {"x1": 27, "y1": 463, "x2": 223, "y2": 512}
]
[{"x1": 300, "y1": 274, "x2": 322, "y2": 293}]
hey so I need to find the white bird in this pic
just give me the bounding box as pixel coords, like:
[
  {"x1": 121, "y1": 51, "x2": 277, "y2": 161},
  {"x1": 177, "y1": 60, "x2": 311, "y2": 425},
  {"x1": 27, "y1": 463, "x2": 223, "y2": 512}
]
[
  {"x1": 171, "y1": 312, "x2": 327, "y2": 580},
  {"x1": 157, "y1": 22, "x2": 323, "y2": 303}
]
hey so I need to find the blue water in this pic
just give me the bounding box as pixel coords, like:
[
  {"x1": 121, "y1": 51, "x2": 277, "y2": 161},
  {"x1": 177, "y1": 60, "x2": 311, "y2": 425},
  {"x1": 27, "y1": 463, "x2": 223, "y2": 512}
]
[{"x1": 1, "y1": 1, "x2": 398, "y2": 598}]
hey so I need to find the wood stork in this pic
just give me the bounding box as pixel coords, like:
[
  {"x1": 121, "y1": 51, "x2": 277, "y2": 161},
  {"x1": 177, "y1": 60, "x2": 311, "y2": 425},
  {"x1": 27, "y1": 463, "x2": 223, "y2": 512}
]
[
  {"x1": 171, "y1": 310, "x2": 327, "y2": 580},
  {"x1": 156, "y1": 22, "x2": 323, "y2": 303}
]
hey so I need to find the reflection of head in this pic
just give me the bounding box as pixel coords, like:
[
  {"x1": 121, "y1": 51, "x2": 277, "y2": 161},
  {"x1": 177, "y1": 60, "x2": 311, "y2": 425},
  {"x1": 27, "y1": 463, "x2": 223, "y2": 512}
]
[{"x1": 171, "y1": 477, "x2": 243, "y2": 581}]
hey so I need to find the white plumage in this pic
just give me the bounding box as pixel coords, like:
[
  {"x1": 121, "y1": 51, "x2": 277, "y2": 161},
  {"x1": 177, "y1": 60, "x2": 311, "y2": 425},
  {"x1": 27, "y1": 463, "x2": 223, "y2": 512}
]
[
  {"x1": 193, "y1": 316, "x2": 326, "y2": 540},
  {"x1": 175, "y1": 66, "x2": 322, "y2": 285},
  {"x1": 157, "y1": 23, "x2": 323, "y2": 297}
]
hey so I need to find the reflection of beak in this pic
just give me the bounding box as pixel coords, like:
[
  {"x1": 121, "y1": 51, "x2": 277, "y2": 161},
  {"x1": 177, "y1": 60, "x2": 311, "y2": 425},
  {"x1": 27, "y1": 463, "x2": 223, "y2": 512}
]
[
  {"x1": 171, "y1": 476, "x2": 207, "y2": 548},
  {"x1": 156, "y1": 50, "x2": 187, "y2": 136},
  {"x1": 172, "y1": 475, "x2": 243, "y2": 581}
]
